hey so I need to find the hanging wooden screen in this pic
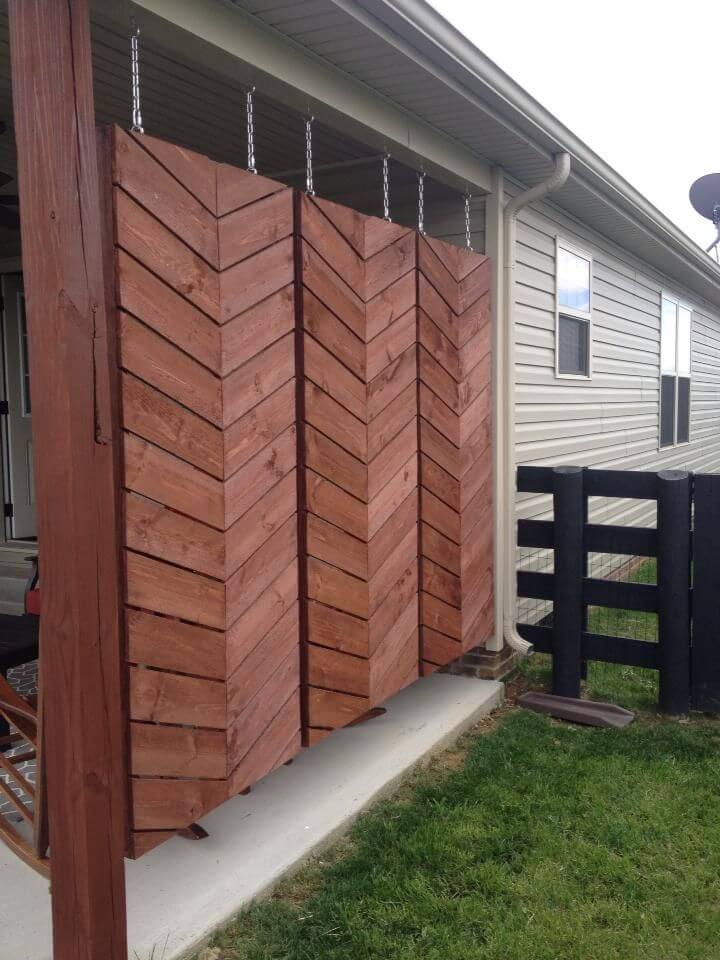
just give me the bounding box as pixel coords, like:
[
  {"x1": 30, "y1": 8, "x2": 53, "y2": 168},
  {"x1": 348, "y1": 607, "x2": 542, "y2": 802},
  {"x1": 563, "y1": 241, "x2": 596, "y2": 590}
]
[
  {"x1": 299, "y1": 195, "x2": 420, "y2": 743},
  {"x1": 417, "y1": 236, "x2": 493, "y2": 674},
  {"x1": 111, "y1": 128, "x2": 301, "y2": 857},
  {"x1": 103, "y1": 126, "x2": 493, "y2": 858}
]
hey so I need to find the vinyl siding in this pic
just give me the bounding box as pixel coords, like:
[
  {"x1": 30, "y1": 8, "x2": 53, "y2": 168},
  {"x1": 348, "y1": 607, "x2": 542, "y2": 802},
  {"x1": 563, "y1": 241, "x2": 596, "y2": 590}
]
[{"x1": 513, "y1": 192, "x2": 720, "y2": 624}]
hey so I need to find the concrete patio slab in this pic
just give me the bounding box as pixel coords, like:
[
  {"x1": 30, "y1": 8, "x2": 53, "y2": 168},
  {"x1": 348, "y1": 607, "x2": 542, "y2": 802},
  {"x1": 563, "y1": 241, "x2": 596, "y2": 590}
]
[{"x1": 0, "y1": 673, "x2": 502, "y2": 960}]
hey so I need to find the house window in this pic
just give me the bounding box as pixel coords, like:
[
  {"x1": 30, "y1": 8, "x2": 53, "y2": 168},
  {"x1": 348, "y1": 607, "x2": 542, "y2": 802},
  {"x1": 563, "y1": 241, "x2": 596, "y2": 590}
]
[
  {"x1": 660, "y1": 295, "x2": 691, "y2": 447},
  {"x1": 556, "y1": 241, "x2": 592, "y2": 377}
]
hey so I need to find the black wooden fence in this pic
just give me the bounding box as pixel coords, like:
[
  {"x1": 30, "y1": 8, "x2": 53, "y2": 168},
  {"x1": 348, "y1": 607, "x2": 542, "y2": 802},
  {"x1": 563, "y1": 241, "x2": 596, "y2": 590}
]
[{"x1": 516, "y1": 465, "x2": 720, "y2": 715}]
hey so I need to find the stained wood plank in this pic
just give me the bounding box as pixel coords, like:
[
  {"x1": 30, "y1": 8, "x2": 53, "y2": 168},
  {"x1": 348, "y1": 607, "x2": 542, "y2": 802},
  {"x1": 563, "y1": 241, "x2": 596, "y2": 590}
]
[
  {"x1": 129, "y1": 666, "x2": 226, "y2": 729},
  {"x1": 303, "y1": 288, "x2": 365, "y2": 380},
  {"x1": 120, "y1": 313, "x2": 221, "y2": 426},
  {"x1": 227, "y1": 648, "x2": 300, "y2": 772},
  {"x1": 224, "y1": 423, "x2": 297, "y2": 528},
  {"x1": 367, "y1": 454, "x2": 417, "y2": 540},
  {"x1": 307, "y1": 556, "x2": 368, "y2": 619},
  {"x1": 124, "y1": 491, "x2": 224, "y2": 579},
  {"x1": 218, "y1": 188, "x2": 293, "y2": 269},
  {"x1": 122, "y1": 372, "x2": 223, "y2": 478},
  {"x1": 364, "y1": 230, "x2": 415, "y2": 301},
  {"x1": 130, "y1": 722, "x2": 226, "y2": 779},
  {"x1": 305, "y1": 425, "x2": 367, "y2": 501},
  {"x1": 302, "y1": 195, "x2": 364, "y2": 294},
  {"x1": 307, "y1": 512, "x2": 368, "y2": 579},
  {"x1": 366, "y1": 307, "x2": 415, "y2": 382},
  {"x1": 307, "y1": 600, "x2": 368, "y2": 658},
  {"x1": 115, "y1": 189, "x2": 219, "y2": 319},
  {"x1": 367, "y1": 381, "x2": 416, "y2": 462},
  {"x1": 225, "y1": 470, "x2": 297, "y2": 577},
  {"x1": 134, "y1": 131, "x2": 217, "y2": 214},
  {"x1": 307, "y1": 687, "x2": 369, "y2": 729},
  {"x1": 305, "y1": 380, "x2": 367, "y2": 462},
  {"x1": 304, "y1": 333, "x2": 366, "y2": 422},
  {"x1": 308, "y1": 645, "x2": 370, "y2": 698},
  {"x1": 220, "y1": 236, "x2": 294, "y2": 323},
  {"x1": 222, "y1": 285, "x2": 294, "y2": 378},
  {"x1": 125, "y1": 551, "x2": 225, "y2": 630},
  {"x1": 126, "y1": 609, "x2": 225, "y2": 680},
  {"x1": 365, "y1": 271, "x2": 416, "y2": 342},
  {"x1": 367, "y1": 488, "x2": 417, "y2": 579},
  {"x1": 117, "y1": 250, "x2": 220, "y2": 373},
  {"x1": 226, "y1": 559, "x2": 299, "y2": 676},
  {"x1": 124, "y1": 433, "x2": 224, "y2": 529},
  {"x1": 216, "y1": 164, "x2": 285, "y2": 216},
  {"x1": 132, "y1": 779, "x2": 227, "y2": 831},
  {"x1": 301, "y1": 241, "x2": 364, "y2": 340},
  {"x1": 225, "y1": 515, "x2": 298, "y2": 626},
  {"x1": 114, "y1": 128, "x2": 218, "y2": 266},
  {"x1": 227, "y1": 690, "x2": 301, "y2": 794},
  {"x1": 368, "y1": 560, "x2": 418, "y2": 657},
  {"x1": 223, "y1": 332, "x2": 295, "y2": 428}
]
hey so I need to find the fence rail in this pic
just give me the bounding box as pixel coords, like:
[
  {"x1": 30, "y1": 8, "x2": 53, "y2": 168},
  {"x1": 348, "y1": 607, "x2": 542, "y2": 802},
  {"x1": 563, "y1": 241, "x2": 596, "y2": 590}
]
[{"x1": 516, "y1": 464, "x2": 706, "y2": 715}]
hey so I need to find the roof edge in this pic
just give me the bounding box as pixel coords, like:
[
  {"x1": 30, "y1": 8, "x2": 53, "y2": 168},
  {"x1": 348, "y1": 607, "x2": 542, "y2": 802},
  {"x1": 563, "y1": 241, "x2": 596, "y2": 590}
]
[{"x1": 352, "y1": 0, "x2": 720, "y2": 298}]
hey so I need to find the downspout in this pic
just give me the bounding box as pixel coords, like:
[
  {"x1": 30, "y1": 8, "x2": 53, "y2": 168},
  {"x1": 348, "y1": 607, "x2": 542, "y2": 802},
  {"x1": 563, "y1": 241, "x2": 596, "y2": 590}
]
[{"x1": 500, "y1": 152, "x2": 571, "y2": 654}]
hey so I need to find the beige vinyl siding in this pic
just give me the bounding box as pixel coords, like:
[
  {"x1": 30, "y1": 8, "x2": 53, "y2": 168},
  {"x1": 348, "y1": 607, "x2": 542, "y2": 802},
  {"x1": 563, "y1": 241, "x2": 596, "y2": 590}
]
[{"x1": 514, "y1": 191, "x2": 720, "y2": 624}]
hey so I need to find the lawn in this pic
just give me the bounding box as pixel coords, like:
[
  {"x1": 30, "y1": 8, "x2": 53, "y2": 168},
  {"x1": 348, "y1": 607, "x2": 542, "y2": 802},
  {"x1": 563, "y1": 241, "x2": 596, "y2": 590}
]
[{"x1": 202, "y1": 587, "x2": 720, "y2": 960}]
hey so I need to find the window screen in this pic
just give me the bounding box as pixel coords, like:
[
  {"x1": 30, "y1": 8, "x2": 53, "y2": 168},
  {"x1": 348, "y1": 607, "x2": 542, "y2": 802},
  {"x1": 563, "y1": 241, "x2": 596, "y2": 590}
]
[
  {"x1": 677, "y1": 377, "x2": 690, "y2": 444},
  {"x1": 660, "y1": 375, "x2": 676, "y2": 447},
  {"x1": 558, "y1": 314, "x2": 589, "y2": 376}
]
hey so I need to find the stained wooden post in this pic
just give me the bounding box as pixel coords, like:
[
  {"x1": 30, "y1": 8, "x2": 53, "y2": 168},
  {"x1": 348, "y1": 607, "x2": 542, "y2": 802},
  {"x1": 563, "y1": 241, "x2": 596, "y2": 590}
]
[
  {"x1": 552, "y1": 466, "x2": 584, "y2": 698},
  {"x1": 657, "y1": 470, "x2": 691, "y2": 715},
  {"x1": 692, "y1": 473, "x2": 720, "y2": 712},
  {"x1": 8, "y1": 3, "x2": 128, "y2": 959}
]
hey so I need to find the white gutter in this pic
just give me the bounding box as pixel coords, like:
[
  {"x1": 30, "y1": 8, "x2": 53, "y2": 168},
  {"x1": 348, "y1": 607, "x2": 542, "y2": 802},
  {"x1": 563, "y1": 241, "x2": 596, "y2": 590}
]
[{"x1": 500, "y1": 153, "x2": 571, "y2": 655}]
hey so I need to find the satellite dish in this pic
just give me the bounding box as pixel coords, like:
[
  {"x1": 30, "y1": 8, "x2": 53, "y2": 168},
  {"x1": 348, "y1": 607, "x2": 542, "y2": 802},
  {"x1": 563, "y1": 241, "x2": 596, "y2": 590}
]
[
  {"x1": 690, "y1": 173, "x2": 720, "y2": 223},
  {"x1": 689, "y1": 174, "x2": 720, "y2": 256}
]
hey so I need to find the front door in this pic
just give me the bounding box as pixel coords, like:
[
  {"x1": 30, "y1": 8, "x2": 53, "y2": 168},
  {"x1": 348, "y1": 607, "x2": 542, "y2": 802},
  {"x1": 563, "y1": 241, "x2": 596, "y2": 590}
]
[{"x1": 1, "y1": 273, "x2": 36, "y2": 540}]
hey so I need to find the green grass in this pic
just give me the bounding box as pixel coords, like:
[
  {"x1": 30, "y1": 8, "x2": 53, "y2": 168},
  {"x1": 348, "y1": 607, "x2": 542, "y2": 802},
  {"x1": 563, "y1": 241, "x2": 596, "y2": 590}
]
[{"x1": 203, "y1": 647, "x2": 720, "y2": 960}]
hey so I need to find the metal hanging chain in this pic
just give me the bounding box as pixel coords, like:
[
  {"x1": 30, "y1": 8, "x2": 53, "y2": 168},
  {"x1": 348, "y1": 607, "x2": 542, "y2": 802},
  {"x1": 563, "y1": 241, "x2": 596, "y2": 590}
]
[
  {"x1": 246, "y1": 87, "x2": 257, "y2": 174},
  {"x1": 417, "y1": 172, "x2": 425, "y2": 235},
  {"x1": 305, "y1": 116, "x2": 315, "y2": 196},
  {"x1": 129, "y1": 19, "x2": 144, "y2": 134},
  {"x1": 383, "y1": 153, "x2": 391, "y2": 222},
  {"x1": 464, "y1": 193, "x2": 473, "y2": 251}
]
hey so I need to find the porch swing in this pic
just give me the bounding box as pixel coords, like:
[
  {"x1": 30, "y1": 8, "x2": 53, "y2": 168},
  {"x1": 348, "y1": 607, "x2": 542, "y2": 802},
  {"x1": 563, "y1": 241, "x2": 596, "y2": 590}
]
[{"x1": 0, "y1": 559, "x2": 47, "y2": 876}]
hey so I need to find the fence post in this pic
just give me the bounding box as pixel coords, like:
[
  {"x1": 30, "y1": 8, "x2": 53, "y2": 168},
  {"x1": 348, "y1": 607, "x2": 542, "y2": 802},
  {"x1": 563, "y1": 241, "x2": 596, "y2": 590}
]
[
  {"x1": 552, "y1": 466, "x2": 584, "y2": 698},
  {"x1": 690, "y1": 474, "x2": 720, "y2": 712},
  {"x1": 657, "y1": 470, "x2": 691, "y2": 715}
]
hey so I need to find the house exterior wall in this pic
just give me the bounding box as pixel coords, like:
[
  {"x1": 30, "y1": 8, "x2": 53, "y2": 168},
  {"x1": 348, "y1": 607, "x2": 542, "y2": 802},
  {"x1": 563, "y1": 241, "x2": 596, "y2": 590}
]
[{"x1": 513, "y1": 189, "x2": 720, "y2": 624}]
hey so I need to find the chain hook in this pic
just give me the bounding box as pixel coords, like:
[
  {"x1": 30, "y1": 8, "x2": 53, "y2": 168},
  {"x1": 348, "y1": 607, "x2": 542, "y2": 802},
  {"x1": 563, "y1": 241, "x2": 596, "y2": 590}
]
[
  {"x1": 129, "y1": 18, "x2": 144, "y2": 134},
  {"x1": 382, "y1": 153, "x2": 391, "y2": 222},
  {"x1": 464, "y1": 192, "x2": 473, "y2": 251},
  {"x1": 417, "y1": 171, "x2": 425, "y2": 235},
  {"x1": 246, "y1": 87, "x2": 257, "y2": 174},
  {"x1": 305, "y1": 116, "x2": 315, "y2": 196}
]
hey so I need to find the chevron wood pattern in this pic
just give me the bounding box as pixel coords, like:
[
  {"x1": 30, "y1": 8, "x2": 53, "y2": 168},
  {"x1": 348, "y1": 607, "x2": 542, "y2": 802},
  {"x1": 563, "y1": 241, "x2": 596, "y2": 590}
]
[
  {"x1": 417, "y1": 235, "x2": 494, "y2": 675},
  {"x1": 105, "y1": 127, "x2": 493, "y2": 856},
  {"x1": 300, "y1": 195, "x2": 420, "y2": 741},
  {"x1": 111, "y1": 127, "x2": 301, "y2": 857}
]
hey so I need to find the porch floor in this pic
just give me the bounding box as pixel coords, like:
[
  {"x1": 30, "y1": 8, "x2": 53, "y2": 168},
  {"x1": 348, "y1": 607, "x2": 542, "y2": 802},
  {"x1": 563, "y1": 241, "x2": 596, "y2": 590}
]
[{"x1": 0, "y1": 672, "x2": 502, "y2": 960}]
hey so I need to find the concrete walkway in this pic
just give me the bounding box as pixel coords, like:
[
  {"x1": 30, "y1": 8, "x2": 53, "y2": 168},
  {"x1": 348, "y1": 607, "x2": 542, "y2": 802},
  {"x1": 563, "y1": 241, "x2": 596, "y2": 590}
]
[{"x1": 0, "y1": 673, "x2": 502, "y2": 960}]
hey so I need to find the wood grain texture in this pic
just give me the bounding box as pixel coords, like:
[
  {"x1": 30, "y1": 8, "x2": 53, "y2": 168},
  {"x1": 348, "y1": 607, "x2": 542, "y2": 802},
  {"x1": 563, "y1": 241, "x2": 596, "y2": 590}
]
[
  {"x1": 112, "y1": 131, "x2": 301, "y2": 848},
  {"x1": 107, "y1": 132, "x2": 494, "y2": 854},
  {"x1": 8, "y1": 8, "x2": 128, "y2": 956},
  {"x1": 299, "y1": 195, "x2": 420, "y2": 738},
  {"x1": 417, "y1": 235, "x2": 493, "y2": 669}
]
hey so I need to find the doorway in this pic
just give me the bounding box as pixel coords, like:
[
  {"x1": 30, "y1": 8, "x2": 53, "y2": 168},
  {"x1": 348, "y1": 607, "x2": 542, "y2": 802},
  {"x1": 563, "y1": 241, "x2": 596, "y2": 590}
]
[{"x1": 0, "y1": 272, "x2": 36, "y2": 544}]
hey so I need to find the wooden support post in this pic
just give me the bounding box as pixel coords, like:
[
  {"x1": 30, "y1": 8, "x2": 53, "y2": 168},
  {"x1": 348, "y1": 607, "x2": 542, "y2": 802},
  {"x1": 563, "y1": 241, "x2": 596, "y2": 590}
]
[
  {"x1": 692, "y1": 473, "x2": 720, "y2": 712},
  {"x1": 657, "y1": 470, "x2": 691, "y2": 716},
  {"x1": 552, "y1": 466, "x2": 584, "y2": 698},
  {"x1": 8, "y1": 3, "x2": 128, "y2": 958}
]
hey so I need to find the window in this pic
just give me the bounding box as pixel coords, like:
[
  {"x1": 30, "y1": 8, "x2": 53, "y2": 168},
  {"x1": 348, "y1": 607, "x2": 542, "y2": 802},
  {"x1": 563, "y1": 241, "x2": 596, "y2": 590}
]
[
  {"x1": 556, "y1": 241, "x2": 592, "y2": 377},
  {"x1": 660, "y1": 295, "x2": 691, "y2": 447}
]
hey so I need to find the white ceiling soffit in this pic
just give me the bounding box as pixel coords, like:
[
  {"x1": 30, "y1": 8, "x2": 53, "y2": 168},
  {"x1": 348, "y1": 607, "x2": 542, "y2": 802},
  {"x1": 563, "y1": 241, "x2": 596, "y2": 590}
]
[
  {"x1": 228, "y1": 0, "x2": 720, "y2": 307},
  {"x1": 111, "y1": 0, "x2": 493, "y2": 195}
]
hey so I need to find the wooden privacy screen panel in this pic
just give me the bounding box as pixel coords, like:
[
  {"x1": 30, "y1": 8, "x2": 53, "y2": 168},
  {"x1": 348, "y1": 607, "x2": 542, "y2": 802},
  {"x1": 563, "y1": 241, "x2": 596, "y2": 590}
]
[
  {"x1": 300, "y1": 196, "x2": 420, "y2": 742},
  {"x1": 417, "y1": 237, "x2": 493, "y2": 674},
  {"x1": 111, "y1": 128, "x2": 301, "y2": 857},
  {"x1": 105, "y1": 126, "x2": 492, "y2": 856}
]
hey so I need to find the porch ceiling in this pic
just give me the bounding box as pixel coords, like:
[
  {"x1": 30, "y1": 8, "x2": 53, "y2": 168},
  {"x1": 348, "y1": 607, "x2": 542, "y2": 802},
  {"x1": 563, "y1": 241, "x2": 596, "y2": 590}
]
[{"x1": 0, "y1": 3, "x2": 462, "y2": 238}]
